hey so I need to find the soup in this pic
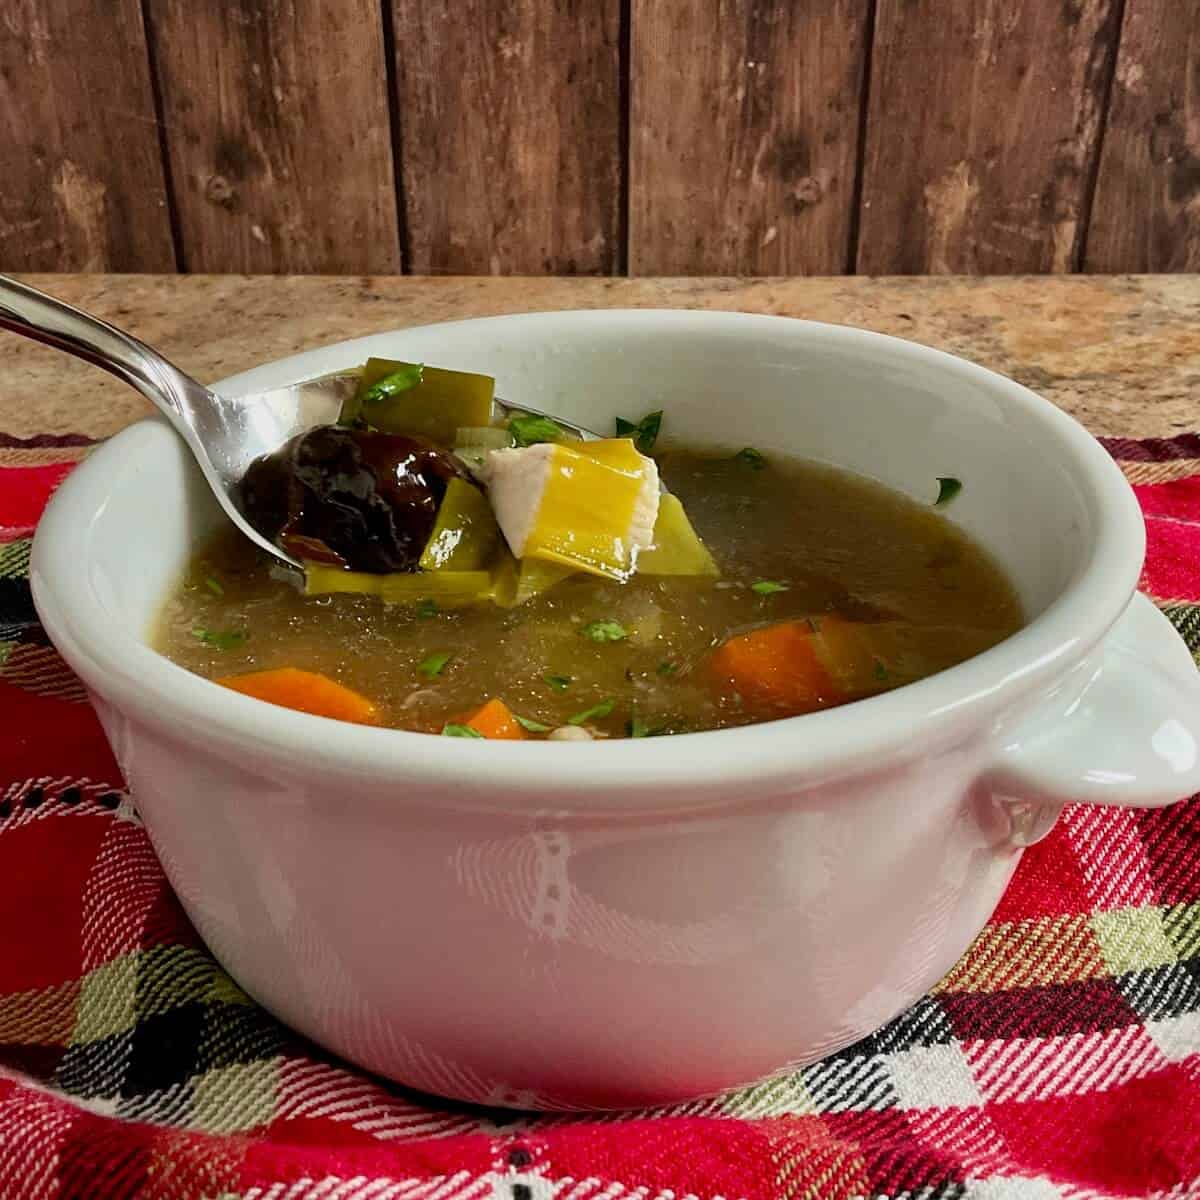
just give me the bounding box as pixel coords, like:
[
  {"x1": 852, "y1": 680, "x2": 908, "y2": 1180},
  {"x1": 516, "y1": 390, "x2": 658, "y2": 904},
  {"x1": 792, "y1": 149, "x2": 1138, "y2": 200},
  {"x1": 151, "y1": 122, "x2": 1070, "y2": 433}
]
[{"x1": 155, "y1": 359, "x2": 1022, "y2": 739}]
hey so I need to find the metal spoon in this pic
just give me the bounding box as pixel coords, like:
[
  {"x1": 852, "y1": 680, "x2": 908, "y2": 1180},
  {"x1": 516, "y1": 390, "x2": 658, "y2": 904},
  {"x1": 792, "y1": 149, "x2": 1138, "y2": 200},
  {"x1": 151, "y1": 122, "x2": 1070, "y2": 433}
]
[{"x1": 0, "y1": 274, "x2": 595, "y2": 570}]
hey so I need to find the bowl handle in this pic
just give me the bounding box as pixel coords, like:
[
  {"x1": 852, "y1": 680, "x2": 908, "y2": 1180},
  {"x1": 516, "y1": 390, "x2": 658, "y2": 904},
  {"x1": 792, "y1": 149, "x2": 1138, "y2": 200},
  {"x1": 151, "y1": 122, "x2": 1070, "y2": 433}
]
[{"x1": 986, "y1": 593, "x2": 1200, "y2": 810}]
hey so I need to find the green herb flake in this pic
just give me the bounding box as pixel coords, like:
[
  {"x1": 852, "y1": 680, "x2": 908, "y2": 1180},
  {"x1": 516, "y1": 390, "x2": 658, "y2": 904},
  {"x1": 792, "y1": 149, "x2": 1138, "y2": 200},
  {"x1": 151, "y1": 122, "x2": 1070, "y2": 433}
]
[
  {"x1": 656, "y1": 660, "x2": 678, "y2": 676},
  {"x1": 733, "y1": 447, "x2": 767, "y2": 470},
  {"x1": 935, "y1": 477, "x2": 963, "y2": 507},
  {"x1": 509, "y1": 413, "x2": 567, "y2": 448},
  {"x1": 204, "y1": 575, "x2": 224, "y2": 597},
  {"x1": 362, "y1": 363, "x2": 424, "y2": 406},
  {"x1": 615, "y1": 410, "x2": 664, "y2": 455},
  {"x1": 543, "y1": 673, "x2": 572, "y2": 691},
  {"x1": 568, "y1": 697, "x2": 616, "y2": 726},
  {"x1": 417, "y1": 651, "x2": 453, "y2": 679},
  {"x1": 629, "y1": 711, "x2": 666, "y2": 739},
  {"x1": 581, "y1": 619, "x2": 627, "y2": 643},
  {"x1": 751, "y1": 580, "x2": 788, "y2": 596},
  {"x1": 192, "y1": 628, "x2": 247, "y2": 651},
  {"x1": 442, "y1": 723, "x2": 484, "y2": 739},
  {"x1": 514, "y1": 713, "x2": 553, "y2": 733},
  {"x1": 415, "y1": 598, "x2": 439, "y2": 619},
  {"x1": 873, "y1": 659, "x2": 889, "y2": 682}
]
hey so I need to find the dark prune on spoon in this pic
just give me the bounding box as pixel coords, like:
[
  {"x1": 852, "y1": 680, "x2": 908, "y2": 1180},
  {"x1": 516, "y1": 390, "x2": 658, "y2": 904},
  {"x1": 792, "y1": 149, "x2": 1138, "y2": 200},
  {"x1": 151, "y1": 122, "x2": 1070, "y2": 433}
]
[{"x1": 240, "y1": 425, "x2": 467, "y2": 573}]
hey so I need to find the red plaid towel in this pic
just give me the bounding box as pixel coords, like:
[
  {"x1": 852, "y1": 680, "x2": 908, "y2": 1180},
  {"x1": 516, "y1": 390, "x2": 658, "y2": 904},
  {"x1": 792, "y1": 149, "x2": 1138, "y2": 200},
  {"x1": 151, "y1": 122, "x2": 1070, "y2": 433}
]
[{"x1": 2, "y1": 432, "x2": 1200, "y2": 1200}]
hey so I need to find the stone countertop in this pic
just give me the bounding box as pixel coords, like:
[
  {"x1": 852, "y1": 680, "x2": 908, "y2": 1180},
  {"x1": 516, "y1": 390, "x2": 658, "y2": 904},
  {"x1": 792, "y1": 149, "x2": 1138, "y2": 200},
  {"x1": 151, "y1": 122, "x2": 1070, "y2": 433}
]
[{"x1": 1, "y1": 274, "x2": 1197, "y2": 441}]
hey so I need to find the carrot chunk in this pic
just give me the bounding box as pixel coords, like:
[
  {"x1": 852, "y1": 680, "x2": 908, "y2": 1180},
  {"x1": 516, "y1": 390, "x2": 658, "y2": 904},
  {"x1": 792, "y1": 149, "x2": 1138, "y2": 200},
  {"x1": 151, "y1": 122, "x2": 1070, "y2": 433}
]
[
  {"x1": 463, "y1": 697, "x2": 528, "y2": 740},
  {"x1": 710, "y1": 621, "x2": 841, "y2": 715},
  {"x1": 711, "y1": 614, "x2": 903, "y2": 716},
  {"x1": 216, "y1": 668, "x2": 379, "y2": 725}
]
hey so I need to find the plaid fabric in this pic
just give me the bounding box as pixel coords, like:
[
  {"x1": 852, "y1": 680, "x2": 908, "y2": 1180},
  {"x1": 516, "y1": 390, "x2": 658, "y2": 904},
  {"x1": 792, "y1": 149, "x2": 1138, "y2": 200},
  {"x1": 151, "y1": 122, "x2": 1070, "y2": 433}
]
[{"x1": 2, "y1": 438, "x2": 1200, "y2": 1200}]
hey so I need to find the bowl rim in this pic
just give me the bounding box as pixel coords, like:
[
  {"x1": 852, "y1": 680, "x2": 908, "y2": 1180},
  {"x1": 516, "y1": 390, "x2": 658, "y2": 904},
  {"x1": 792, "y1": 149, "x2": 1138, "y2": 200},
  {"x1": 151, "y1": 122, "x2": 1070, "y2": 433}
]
[{"x1": 31, "y1": 308, "x2": 1145, "y2": 805}]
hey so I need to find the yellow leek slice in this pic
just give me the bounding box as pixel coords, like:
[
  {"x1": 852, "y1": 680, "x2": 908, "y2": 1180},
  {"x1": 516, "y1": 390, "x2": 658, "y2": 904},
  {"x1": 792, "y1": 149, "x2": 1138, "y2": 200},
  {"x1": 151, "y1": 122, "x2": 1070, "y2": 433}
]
[
  {"x1": 419, "y1": 478, "x2": 500, "y2": 571},
  {"x1": 637, "y1": 493, "x2": 719, "y2": 577},
  {"x1": 304, "y1": 564, "x2": 493, "y2": 607},
  {"x1": 490, "y1": 551, "x2": 575, "y2": 607},
  {"x1": 486, "y1": 438, "x2": 659, "y2": 581}
]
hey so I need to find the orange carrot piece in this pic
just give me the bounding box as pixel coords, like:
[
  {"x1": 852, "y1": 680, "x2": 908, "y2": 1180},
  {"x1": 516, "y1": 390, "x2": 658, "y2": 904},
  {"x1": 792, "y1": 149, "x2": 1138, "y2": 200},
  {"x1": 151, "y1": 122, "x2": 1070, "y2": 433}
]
[
  {"x1": 808, "y1": 614, "x2": 878, "y2": 695},
  {"x1": 709, "y1": 620, "x2": 844, "y2": 715},
  {"x1": 216, "y1": 668, "x2": 379, "y2": 725},
  {"x1": 463, "y1": 697, "x2": 528, "y2": 740}
]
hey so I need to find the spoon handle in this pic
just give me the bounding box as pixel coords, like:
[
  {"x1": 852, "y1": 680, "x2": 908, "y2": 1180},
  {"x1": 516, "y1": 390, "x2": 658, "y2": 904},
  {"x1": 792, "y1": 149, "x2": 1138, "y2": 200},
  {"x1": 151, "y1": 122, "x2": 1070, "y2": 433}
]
[
  {"x1": 0, "y1": 274, "x2": 203, "y2": 422},
  {"x1": 0, "y1": 275, "x2": 307, "y2": 568}
]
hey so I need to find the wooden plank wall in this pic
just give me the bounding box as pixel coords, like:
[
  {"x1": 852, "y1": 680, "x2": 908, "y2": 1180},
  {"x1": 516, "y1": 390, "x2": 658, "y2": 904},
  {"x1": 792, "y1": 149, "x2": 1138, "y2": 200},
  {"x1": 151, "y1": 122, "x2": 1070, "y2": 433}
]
[{"x1": 2, "y1": 0, "x2": 1197, "y2": 275}]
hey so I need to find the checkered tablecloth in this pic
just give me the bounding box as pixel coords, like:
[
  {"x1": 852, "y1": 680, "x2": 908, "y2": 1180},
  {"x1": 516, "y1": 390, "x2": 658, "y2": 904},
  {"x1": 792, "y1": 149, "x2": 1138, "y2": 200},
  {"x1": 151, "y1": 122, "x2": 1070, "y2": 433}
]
[{"x1": 2, "y1": 431, "x2": 1200, "y2": 1199}]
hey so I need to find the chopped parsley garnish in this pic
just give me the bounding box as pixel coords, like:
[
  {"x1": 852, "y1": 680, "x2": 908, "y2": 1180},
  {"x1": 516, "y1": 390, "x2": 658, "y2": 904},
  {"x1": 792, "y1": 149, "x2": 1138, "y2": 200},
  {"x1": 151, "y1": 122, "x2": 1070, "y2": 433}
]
[
  {"x1": 192, "y1": 628, "x2": 247, "y2": 650},
  {"x1": 203, "y1": 575, "x2": 224, "y2": 597},
  {"x1": 361, "y1": 363, "x2": 424, "y2": 406},
  {"x1": 543, "y1": 673, "x2": 572, "y2": 691},
  {"x1": 873, "y1": 659, "x2": 889, "y2": 682},
  {"x1": 509, "y1": 413, "x2": 567, "y2": 447},
  {"x1": 568, "y1": 698, "x2": 615, "y2": 726},
  {"x1": 415, "y1": 598, "x2": 439, "y2": 619},
  {"x1": 935, "y1": 477, "x2": 963, "y2": 507},
  {"x1": 657, "y1": 660, "x2": 679, "y2": 676},
  {"x1": 417, "y1": 651, "x2": 453, "y2": 679},
  {"x1": 751, "y1": 580, "x2": 788, "y2": 595},
  {"x1": 581, "y1": 619, "x2": 627, "y2": 643},
  {"x1": 513, "y1": 713, "x2": 553, "y2": 733},
  {"x1": 733, "y1": 447, "x2": 767, "y2": 470},
  {"x1": 615, "y1": 410, "x2": 663, "y2": 454},
  {"x1": 442, "y1": 723, "x2": 484, "y2": 738}
]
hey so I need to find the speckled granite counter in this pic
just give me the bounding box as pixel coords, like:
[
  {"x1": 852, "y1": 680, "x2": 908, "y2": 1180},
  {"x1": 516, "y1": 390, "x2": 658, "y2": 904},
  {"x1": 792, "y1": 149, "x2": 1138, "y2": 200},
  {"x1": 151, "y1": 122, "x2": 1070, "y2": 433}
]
[{"x1": 1, "y1": 275, "x2": 1197, "y2": 443}]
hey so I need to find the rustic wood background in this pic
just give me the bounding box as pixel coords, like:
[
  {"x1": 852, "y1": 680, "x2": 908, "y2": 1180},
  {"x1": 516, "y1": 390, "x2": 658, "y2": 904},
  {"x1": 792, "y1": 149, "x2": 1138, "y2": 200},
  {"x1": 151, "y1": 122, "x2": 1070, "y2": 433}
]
[{"x1": 2, "y1": 0, "x2": 1197, "y2": 276}]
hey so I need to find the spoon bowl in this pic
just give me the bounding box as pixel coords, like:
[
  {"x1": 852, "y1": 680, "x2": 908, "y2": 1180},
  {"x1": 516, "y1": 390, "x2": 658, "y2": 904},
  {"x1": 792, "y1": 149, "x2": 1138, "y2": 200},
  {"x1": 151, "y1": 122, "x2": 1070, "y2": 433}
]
[{"x1": 0, "y1": 275, "x2": 595, "y2": 570}]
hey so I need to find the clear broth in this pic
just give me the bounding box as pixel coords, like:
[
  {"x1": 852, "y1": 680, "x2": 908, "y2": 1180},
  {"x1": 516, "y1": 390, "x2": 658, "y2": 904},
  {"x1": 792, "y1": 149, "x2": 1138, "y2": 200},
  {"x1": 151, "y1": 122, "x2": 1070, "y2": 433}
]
[{"x1": 155, "y1": 449, "x2": 1023, "y2": 738}]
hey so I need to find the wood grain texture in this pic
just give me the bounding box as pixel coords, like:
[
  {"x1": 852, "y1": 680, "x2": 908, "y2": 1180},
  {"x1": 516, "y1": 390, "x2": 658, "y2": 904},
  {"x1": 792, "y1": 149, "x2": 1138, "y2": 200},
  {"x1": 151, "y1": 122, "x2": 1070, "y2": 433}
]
[
  {"x1": 145, "y1": 0, "x2": 401, "y2": 273},
  {"x1": 857, "y1": 0, "x2": 1123, "y2": 275},
  {"x1": 1086, "y1": 1, "x2": 1200, "y2": 272},
  {"x1": 391, "y1": 0, "x2": 621, "y2": 274},
  {"x1": 629, "y1": 0, "x2": 871, "y2": 275},
  {"x1": 0, "y1": 0, "x2": 175, "y2": 271}
]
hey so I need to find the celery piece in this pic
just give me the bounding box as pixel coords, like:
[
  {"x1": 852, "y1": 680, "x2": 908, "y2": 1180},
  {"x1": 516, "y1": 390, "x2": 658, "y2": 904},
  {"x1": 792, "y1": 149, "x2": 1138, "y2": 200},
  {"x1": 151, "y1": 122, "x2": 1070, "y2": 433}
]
[
  {"x1": 637, "y1": 494, "x2": 719, "y2": 577},
  {"x1": 419, "y1": 478, "x2": 501, "y2": 571},
  {"x1": 340, "y1": 357, "x2": 494, "y2": 444}
]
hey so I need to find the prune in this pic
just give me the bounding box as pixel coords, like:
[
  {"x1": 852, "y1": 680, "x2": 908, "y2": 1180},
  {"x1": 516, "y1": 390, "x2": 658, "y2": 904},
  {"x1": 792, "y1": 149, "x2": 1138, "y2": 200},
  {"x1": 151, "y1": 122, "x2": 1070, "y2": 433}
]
[{"x1": 241, "y1": 426, "x2": 467, "y2": 573}]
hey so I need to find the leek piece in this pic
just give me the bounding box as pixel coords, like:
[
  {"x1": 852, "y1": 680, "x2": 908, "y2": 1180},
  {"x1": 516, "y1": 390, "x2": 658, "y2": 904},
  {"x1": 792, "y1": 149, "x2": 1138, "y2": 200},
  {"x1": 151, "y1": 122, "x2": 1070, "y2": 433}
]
[
  {"x1": 455, "y1": 426, "x2": 513, "y2": 450},
  {"x1": 454, "y1": 425, "x2": 514, "y2": 473},
  {"x1": 419, "y1": 478, "x2": 501, "y2": 571},
  {"x1": 637, "y1": 494, "x2": 719, "y2": 577},
  {"x1": 341, "y1": 357, "x2": 494, "y2": 443},
  {"x1": 304, "y1": 564, "x2": 493, "y2": 607},
  {"x1": 506, "y1": 439, "x2": 655, "y2": 581},
  {"x1": 491, "y1": 551, "x2": 575, "y2": 608}
]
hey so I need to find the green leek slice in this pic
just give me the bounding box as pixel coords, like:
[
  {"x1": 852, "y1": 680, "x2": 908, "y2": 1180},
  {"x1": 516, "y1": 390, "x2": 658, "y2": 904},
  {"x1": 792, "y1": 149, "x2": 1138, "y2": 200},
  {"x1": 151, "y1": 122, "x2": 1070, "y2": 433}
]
[
  {"x1": 341, "y1": 357, "x2": 494, "y2": 443},
  {"x1": 637, "y1": 494, "x2": 719, "y2": 576},
  {"x1": 419, "y1": 478, "x2": 501, "y2": 571}
]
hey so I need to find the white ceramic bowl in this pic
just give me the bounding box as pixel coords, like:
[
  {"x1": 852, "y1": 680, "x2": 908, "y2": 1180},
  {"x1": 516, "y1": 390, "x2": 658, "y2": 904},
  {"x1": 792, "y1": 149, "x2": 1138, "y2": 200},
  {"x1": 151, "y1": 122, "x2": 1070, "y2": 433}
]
[{"x1": 32, "y1": 311, "x2": 1200, "y2": 1110}]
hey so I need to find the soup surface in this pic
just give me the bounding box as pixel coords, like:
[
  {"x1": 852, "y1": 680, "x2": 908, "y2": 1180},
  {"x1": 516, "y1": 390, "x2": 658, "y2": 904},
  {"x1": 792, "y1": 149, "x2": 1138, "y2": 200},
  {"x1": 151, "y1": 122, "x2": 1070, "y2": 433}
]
[{"x1": 157, "y1": 447, "x2": 1022, "y2": 738}]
